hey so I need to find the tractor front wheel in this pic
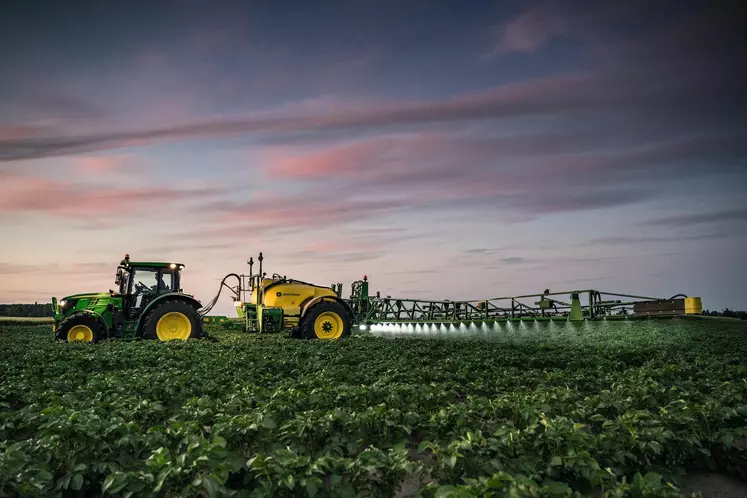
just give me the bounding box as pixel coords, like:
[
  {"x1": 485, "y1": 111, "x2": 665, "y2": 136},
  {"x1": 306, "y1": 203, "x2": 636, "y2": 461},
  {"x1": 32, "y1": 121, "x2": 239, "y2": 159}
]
[
  {"x1": 142, "y1": 300, "x2": 203, "y2": 341},
  {"x1": 300, "y1": 301, "x2": 351, "y2": 340},
  {"x1": 56, "y1": 314, "x2": 104, "y2": 343}
]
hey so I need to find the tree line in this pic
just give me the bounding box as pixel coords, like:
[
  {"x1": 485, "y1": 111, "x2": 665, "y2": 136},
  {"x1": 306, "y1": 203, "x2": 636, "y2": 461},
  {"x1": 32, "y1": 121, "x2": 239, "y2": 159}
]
[
  {"x1": 702, "y1": 309, "x2": 747, "y2": 320},
  {"x1": 0, "y1": 303, "x2": 53, "y2": 317}
]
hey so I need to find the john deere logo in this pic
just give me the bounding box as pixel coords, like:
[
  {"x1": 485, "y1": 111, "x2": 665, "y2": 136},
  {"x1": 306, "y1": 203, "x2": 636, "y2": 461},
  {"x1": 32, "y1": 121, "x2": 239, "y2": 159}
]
[{"x1": 280, "y1": 292, "x2": 300, "y2": 296}]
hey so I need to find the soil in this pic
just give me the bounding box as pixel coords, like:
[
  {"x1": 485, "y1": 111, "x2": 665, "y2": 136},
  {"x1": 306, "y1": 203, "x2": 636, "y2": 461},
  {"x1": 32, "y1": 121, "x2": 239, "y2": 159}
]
[
  {"x1": 394, "y1": 472, "x2": 747, "y2": 497},
  {"x1": 682, "y1": 473, "x2": 747, "y2": 498}
]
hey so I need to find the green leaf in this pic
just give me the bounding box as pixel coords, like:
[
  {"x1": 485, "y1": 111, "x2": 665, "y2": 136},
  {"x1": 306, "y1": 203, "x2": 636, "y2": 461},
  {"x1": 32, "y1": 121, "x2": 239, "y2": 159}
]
[
  {"x1": 285, "y1": 474, "x2": 296, "y2": 489},
  {"x1": 155, "y1": 468, "x2": 172, "y2": 492},
  {"x1": 37, "y1": 470, "x2": 54, "y2": 483},
  {"x1": 70, "y1": 473, "x2": 84, "y2": 491},
  {"x1": 102, "y1": 474, "x2": 116, "y2": 494},
  {"x1": 434, "y1": 485, "x2": 457, "y2": 498},
  {"x1": 203, "y1": 476, "x2": 223, "y2": 497},
  {"x1": 55, "y1": 475, "x2": 71, "y2": 491},
  {"x1": 417, "y1": 440, "x2": 435, "y2": 452},
  {"x1": 644, "y1": 472, "x2": 662, "y2": 486},
  {"x1": 544, "y1": 481, "x2": 570, "y2": 496},
  {"x1": 720, "y1": 434, "x2": 734, "y2": 447},
  {"x1": 102, "y1": 473, "x2": 128, "y2": 494},
  {"x1": 306, "y1": 481, "x2": 319, "y2": 497}
]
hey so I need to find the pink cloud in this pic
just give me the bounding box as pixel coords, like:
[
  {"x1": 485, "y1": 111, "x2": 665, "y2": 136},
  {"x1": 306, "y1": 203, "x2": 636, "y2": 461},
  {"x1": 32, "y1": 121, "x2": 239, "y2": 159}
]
[
  {"x1": 490, "y1": 0, "x2": 659, "y2": 56},
  {"x1": 219, "y1": 197, "x2": 406, "y2": 227},
  {"x1": 75, "y1": 154, "x2": 135, "y2": 173},
  {"x1": 265, "y1": 138, "x2": 395, "y2": 179},
  {"x1": 0, "y1": 123, "x2": 50, "y2": 140},
  {"x1": 0, "y1": 174, "x2": 226, "y2": 219},
  {"x1": 0, "y1": 70, "x2": 662, "y2": 162},
  {"x1": 256, "y1": 128, "x2": 746, "y2": 224},
  {"x1": 262, "y1": 132, "x2": 536, "y2": 205},
  {"x1": 494, "y1": 5, "x2": 571, "y2": 54}
]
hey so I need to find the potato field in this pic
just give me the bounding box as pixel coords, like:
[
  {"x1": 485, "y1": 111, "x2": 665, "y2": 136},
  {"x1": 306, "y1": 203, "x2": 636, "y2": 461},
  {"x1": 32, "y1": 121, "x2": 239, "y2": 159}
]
[{"x1": 1, "y1": 319, "x2": 746, "y2": 497}]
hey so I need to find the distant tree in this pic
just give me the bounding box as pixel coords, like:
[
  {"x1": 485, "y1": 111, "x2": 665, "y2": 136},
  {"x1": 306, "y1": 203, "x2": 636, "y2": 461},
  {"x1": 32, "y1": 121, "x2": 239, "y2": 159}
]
[
  {"x1": 0, "y1": 303, "x2": 53, "y2": 317},
  {"x1": 702, "y1": 309, "x2": 747, "y2": 320}
]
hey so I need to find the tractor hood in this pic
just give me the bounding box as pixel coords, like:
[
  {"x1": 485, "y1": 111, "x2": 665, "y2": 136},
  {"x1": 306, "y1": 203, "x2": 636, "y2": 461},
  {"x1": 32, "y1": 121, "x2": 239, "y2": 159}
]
[
  {"x1": 60, "y1": 292, "x2": 112, "y2": 301},
  {"x1": 54, "y1": 291, "x2": 118, "y2": 317}
]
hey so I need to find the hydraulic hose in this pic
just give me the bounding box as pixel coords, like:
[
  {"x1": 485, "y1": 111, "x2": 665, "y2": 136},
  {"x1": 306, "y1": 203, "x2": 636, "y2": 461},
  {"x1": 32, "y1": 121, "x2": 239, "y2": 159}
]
[{"x1": 199, "y1": 273, "x2": 242, "y2": 317}]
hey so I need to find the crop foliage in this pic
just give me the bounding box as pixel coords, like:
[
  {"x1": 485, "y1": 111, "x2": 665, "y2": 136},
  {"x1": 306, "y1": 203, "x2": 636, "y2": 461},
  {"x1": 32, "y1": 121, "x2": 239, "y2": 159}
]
[{"x1": 0, "y1": 319, "x2": 745, "y2": 497}]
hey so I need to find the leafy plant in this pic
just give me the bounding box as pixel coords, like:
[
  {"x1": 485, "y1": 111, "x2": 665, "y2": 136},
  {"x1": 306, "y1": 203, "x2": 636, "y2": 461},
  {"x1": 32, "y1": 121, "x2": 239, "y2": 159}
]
[{"x1": 0, "y1": 319, "x2": 745, "y2": 497}]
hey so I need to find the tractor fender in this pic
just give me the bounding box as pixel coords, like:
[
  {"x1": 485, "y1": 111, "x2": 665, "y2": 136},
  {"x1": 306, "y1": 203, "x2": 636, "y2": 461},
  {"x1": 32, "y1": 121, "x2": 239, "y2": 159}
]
[
  {"x1": 135, "y1": 293, "x2": 202, "y2": 336},
  {"x1": 62, "y1": 310, "x2": 111, "y2": 338},
  {"x1": 300, "y1": 295, "x2": 354, "y2": 321}
]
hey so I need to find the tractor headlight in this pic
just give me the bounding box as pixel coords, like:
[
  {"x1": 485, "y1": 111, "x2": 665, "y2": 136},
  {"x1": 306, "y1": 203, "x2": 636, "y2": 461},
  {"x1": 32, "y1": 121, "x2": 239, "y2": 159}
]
[{"x1": 59, "y1": 299, "x2": 78, "y2": 310}]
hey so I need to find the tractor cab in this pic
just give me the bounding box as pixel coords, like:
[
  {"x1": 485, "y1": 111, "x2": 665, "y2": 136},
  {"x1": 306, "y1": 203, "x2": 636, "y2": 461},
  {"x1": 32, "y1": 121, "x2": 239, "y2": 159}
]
[{"x1": 115, "y1": 254, "x2": 185, "y2": 318}]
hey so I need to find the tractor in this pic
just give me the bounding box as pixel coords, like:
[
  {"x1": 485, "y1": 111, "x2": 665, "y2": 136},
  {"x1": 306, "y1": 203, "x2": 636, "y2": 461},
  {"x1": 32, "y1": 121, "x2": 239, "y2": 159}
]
[{"x1": 52, "y1": 254, "x2": 203, "y2": 342}]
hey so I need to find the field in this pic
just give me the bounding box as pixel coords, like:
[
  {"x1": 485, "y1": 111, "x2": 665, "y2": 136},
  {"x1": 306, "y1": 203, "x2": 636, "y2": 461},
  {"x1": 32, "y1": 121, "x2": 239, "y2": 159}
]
[
  {"x1": 1, "y1": 319, "x2": 746, "y2": 497},
  {"x1": 0, "y1": 317, "x2": 53, "y2": 325}
]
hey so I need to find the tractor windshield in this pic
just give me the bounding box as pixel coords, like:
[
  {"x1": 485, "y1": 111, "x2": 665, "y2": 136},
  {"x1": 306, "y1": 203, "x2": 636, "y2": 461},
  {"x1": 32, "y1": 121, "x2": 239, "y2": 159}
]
[
  {"x1": 131, "y1": 268, "x2": 176, "y2": 295},
  {"x1": 129, "y1": 267, "x2": 177, "y2": 308}
]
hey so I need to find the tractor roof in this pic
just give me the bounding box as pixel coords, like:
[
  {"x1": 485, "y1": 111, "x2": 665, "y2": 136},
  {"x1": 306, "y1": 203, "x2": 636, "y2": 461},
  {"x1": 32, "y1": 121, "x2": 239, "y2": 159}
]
[
  {"x1": 128, "y1": 261, "x2": 184, "y2": 269},
  {"x1": 120, "y1": 255, "x2": 184, "y2": 269}
]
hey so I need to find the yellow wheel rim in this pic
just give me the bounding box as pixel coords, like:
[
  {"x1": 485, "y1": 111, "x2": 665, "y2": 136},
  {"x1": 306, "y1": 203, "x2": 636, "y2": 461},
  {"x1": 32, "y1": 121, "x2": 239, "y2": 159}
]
[
  {"x1": 156, "y1": 312, "x2": 192, "y2": 341},
  {"x1": 67, "y1": 324, "x2": 93, "y2": 342},
  {"x1": 314, "y1": 311, "x2": 344, "y2": 339}
]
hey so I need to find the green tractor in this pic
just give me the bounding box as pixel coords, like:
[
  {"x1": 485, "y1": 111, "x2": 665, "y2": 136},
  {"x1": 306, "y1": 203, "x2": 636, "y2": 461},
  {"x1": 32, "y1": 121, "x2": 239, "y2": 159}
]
[{"x1": 52, "y1": 254, "x2": 204, "y2": 342}]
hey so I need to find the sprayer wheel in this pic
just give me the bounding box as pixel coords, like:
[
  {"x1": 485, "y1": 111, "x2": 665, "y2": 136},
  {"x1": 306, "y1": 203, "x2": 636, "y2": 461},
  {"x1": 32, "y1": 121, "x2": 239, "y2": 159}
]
[{"x1": 300, "y1": 302, "x2": 351, "y2": 340}]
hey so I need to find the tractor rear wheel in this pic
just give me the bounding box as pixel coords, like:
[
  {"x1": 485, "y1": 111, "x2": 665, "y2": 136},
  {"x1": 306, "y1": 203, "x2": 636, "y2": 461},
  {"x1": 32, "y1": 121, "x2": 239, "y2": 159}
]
[
  {"x1": 142, "y1": 300, "x2": 203, "y2": 341},
  {"x1": 56, "y1": 314, "x2": 104, "y2": 343},
  {"x1": 300, "y1": 301, "x2": 351, "y2": 340}
]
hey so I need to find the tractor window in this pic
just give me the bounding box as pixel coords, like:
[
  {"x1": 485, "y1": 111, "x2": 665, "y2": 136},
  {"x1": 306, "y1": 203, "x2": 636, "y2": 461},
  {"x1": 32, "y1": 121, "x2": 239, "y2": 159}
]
[
  {"x1": 131, "y1": 268, "x2": 159, "y2": 297},
  {"x1": 130, "y1": 268, "x2": 159, "y2": 308},
  {"x1": 131, "y1": 268, "x2": 176, "y2": 294},
  {"x1": 159, "y1": 270, "x2": 176, "y2": 292}
]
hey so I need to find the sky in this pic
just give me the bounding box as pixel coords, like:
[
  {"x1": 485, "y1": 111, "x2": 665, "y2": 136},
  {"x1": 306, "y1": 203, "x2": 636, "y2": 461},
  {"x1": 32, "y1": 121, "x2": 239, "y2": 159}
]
[{"x1": 1, "y1": 0, "x2": 746, "y2": 315}]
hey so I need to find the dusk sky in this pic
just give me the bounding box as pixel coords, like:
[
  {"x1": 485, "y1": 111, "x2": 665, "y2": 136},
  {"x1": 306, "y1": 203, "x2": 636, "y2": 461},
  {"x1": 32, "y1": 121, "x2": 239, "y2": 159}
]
[{"x1": 1, "y1": 0, "x2": 745, "y2": 314}]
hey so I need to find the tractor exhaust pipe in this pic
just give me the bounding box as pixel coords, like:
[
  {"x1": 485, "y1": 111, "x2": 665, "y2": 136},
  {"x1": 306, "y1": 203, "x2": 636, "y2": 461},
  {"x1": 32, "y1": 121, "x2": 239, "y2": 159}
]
[
  {"x1": 247, "y1": 257, "x2": 254, "y2": 301},
  {"x1": 258, "y1": 252, "x2": 264, "y2": 302}
]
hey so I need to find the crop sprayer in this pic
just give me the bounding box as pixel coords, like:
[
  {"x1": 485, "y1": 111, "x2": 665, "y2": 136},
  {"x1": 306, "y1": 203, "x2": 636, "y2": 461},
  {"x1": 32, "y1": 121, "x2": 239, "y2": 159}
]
[{"x1": 51, "y1": 253, "x2": 704, "y2": 342}]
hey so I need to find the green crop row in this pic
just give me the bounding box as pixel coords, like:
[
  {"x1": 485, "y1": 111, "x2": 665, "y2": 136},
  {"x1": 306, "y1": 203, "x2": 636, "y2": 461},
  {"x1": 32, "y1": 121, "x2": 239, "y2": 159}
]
[
  {"x1": 0, "y1": 317, "x2": 54, "y2": 326},
  {"x1": 0, "y1": 319, "x2": 745, "y2": 497}
]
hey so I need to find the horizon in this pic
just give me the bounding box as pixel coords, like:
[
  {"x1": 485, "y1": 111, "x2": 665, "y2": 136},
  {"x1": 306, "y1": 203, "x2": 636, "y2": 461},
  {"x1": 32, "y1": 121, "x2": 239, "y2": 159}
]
[{"x1": 1, "y1": 0, "x2": 746, "y2": 315}]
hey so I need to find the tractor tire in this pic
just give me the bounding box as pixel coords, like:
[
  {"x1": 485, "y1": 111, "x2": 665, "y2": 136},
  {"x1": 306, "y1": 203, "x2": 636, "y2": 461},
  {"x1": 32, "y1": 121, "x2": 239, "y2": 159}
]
[
  {"x1": 141, "y1": 300, "x2": 203, "y2": 341},
  {"x1": 300, "y1": 301, "x2": 352, "y2": 340},
  {"x1": 56, "y1": 313, "x2": 104, "y2": 343}
]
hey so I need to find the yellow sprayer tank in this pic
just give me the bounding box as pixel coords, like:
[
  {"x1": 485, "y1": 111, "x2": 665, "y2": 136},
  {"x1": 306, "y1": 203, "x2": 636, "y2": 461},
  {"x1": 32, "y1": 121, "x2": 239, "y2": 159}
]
[
  {"x1": 241, "y1": 251, "x2": 354, "y2": 339},
  {"x1": 252, "y1": 278, "x2": 341, "y2": 330}
]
